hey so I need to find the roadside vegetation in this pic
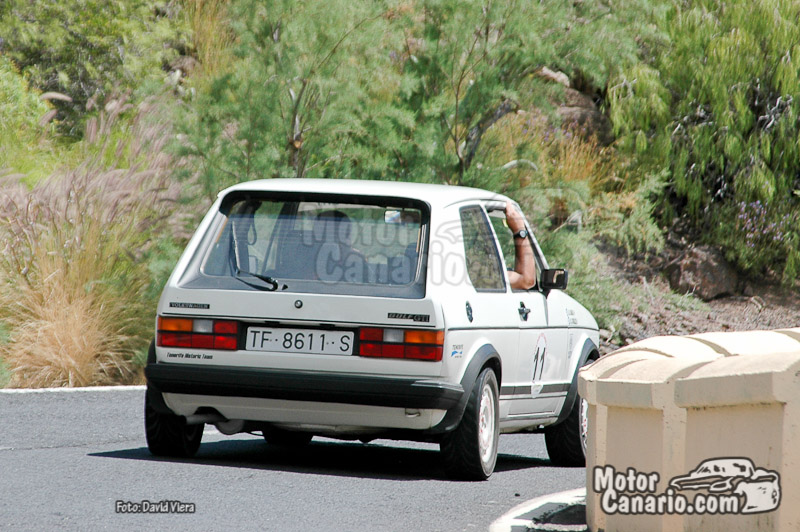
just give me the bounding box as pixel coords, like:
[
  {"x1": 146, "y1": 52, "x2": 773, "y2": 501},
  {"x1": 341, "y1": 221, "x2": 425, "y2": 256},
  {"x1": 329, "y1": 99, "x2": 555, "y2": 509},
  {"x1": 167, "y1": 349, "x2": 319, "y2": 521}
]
[
  {"x1": 0, "y1": 97, "x2": 184, "y2": 387},
  {"x1": 0, "y1": 0, "x2": 797, "y2": 387}
]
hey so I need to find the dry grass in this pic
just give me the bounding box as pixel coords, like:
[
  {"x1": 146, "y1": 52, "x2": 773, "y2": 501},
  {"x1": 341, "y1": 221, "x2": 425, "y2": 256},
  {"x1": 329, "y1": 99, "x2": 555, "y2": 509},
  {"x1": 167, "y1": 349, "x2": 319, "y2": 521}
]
[
  {"x1": 544, "y1": 127, "x2": 619, "y2": 193},
  {"x1": 0, "y1": 95, "x2": 184, "y2": 388},
  {"x1": 480, "y1": 110, "x2": 626, "y2": 227},
  {"x1": 485, "y1": 110, "x2": 620, "y2": 192},
  {"x1": 182, "y1": 0, "x2": 235, "y2": 79},
  {"x1": 1, "y1": 269, "x2": 142, "y2": 388}
]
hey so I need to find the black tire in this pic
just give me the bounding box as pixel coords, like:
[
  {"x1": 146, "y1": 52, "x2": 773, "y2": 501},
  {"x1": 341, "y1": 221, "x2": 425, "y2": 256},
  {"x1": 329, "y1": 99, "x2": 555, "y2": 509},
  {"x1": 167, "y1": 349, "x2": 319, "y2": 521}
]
[
  {"x1": 544, "y1": 394, "x2": 586, "y2": 467},
  {"x1": 263, "y1": 427, "x2": 313, "y2": 448},
  {"x1": 144, "y1": 392, "x2": 203, "y2": 458},
  {"x1": 544, "y1": 357, "x2": 595, "y2": 467},
  {"x1": 440, "y1": 367, "x2": 499, "y2": 481}
]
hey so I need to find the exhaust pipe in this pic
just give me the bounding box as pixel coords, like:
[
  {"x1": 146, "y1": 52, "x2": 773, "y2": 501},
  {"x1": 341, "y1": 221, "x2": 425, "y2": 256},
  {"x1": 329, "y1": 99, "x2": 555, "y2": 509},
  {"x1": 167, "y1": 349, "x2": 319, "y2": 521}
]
[
  {"x1": 215, "y1": 419, "x2": 245, "y2": 435},
  {"x1": 184, "y1": 412, "x2": 245, "y2": 435},
  {"x1": 185, "y1": 413, "x2": 225, "y2": 425}
]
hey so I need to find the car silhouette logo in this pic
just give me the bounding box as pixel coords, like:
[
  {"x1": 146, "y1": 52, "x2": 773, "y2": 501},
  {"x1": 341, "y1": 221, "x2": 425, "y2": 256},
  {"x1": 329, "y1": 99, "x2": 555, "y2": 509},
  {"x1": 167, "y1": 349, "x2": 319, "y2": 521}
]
[{"x1": 669, "y1": 457, "x2": 781, "y2": 514}]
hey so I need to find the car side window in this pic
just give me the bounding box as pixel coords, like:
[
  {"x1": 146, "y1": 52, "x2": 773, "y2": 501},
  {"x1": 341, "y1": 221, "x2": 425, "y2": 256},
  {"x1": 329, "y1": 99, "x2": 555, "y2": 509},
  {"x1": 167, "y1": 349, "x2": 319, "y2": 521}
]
[
  {"x1": 487, "y1": 211, "x2": 543, "y2": 290},
  {"x1": 459, "y1": 206, "x2": 506, "y2": 292},
  {"x1": 487, "y1": 213, "x2": 515, "y2": 269}
]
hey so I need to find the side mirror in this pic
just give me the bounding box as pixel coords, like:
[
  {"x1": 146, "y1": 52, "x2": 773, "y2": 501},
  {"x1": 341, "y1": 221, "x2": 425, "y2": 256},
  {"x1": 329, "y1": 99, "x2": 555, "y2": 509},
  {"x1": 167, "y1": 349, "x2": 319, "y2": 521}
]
[{"x1": 541, "y1": 268, "x2": 568, "y2": 290}]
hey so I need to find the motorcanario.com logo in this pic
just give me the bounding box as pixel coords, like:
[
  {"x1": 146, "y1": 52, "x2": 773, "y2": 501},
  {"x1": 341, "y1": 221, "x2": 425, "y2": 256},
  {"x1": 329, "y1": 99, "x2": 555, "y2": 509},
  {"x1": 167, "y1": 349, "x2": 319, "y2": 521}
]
[{"x1": 593, "y1": 457, "x2": 781, "y2": 516}]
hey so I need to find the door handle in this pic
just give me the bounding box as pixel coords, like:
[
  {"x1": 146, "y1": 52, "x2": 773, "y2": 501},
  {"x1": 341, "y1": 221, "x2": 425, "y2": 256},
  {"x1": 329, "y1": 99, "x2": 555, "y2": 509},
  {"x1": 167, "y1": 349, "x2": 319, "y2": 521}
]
[{"x1": 518, "y1": 302, "x2": 530, "y2": 321}]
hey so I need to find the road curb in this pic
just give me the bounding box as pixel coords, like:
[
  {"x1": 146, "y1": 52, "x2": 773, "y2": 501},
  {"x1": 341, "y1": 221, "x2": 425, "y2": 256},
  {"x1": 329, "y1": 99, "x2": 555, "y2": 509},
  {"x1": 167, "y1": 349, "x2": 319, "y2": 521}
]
[
  {"x1": 490, "y1": 488, "x2": 587, "y2": 532},
  {"x1": 0, "y1": 385, "x2": 146, "y2": 394}
]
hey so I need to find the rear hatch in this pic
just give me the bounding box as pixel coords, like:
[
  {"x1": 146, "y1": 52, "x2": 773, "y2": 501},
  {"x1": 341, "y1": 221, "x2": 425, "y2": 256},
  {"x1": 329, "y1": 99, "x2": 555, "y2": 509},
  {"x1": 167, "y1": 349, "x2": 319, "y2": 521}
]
[{"x1": 156, "y1": 190, "x2": 443, "y2": 377}]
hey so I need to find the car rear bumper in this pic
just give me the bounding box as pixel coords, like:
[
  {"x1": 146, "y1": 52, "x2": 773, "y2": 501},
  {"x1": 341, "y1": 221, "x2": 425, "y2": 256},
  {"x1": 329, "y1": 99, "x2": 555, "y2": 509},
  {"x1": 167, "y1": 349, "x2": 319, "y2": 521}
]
[{"x1": 145, "y1": 362, "x2": 464, "y2": 411}]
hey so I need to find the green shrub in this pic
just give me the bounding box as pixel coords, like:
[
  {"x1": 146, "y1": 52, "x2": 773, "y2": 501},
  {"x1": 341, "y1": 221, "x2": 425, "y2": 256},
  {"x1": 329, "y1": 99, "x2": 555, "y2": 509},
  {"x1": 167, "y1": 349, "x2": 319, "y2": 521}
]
[
  {"x1": 593, "y1": 174, "x2": 666, "y2": 257},
  {"x1": 177, "y1": 0, "x2": 403, "y2": 198},
  {"x1": 533, "y1": 221, "x2": 629, "y2": 333},
  {"x1": 608, "y1": 0, "x2": 800, "y2": 281},
  {"x1": 714, "y1": 200, "x2": 799, "y2": 281},
  {"x1": 0, "y1": 0, "x2": 189, "y2": 137},
  {"x1": 0, "y1": 55, "x2": 52, "y2": 136},
  {"x1": 0, "y1": 54, "x2": 64, "y2": 180}
]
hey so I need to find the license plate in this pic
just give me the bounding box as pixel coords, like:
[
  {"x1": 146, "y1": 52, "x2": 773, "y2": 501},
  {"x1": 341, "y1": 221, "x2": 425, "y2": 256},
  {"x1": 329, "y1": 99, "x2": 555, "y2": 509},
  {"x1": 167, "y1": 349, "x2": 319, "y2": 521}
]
[{"x1": 245, "y1": 327, "x2": 354, "y2": 355}]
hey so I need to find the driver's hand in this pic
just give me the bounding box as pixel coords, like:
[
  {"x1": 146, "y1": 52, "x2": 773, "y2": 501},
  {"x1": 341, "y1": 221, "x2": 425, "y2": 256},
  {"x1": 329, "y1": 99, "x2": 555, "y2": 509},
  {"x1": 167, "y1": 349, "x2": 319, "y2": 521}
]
[{"x1": 505, "y1": 201, "x2": 525, "y2": 233}]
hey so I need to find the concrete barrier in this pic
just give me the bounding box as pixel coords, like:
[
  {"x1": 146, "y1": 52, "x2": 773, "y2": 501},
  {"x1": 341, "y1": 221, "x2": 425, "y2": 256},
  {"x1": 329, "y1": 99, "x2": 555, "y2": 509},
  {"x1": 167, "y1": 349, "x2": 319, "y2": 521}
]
[{"x1": 579, "y1": 328, "x2": 800, "y2": 532}]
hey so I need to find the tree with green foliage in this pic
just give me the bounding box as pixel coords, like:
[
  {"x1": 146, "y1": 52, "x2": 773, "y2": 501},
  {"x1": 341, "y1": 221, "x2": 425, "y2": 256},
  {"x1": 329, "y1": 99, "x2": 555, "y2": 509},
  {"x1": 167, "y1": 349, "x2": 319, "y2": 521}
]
[
  {"x1": 181, "y1": 0, "x2": 661, "y2": 197},
  {"x1": 178, "y1": 0, "x2": 403, "y2": 197},
  {"x1": 0, "y1": 54, "x2": 79, "y2": 181},
  {"x1": 609, "y1": 0, "x2": 800, "y2": 281},
  {"x1": 0, "y1": 55, "x2": 54, "y2": 170},
  {"x1": 0, "y1": 0, "x2": 188, "y2": 137},
  {"x1": 390, "y1": 0, "x2": 663, "y2": 188}
]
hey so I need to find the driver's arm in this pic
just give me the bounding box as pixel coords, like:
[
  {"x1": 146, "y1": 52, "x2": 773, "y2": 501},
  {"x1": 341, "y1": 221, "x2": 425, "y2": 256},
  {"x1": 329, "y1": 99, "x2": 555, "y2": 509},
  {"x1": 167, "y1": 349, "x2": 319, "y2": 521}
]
[{"x1": 505, "y1": 201, "x2": 536, "y2": 290}]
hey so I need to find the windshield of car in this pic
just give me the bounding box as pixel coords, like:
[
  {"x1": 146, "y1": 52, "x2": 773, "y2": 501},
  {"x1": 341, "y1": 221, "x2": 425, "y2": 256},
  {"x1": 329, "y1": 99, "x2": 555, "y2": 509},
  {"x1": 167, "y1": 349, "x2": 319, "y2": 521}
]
[{"x1": 185, "y1": 192, "x2": 428, "y2": 298}]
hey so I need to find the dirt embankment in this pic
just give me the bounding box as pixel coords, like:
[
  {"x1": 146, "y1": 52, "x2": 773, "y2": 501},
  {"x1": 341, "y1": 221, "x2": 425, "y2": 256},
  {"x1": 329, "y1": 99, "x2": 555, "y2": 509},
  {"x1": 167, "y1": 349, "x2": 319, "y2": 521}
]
[{"x1": 598, "y1": 250, "x2": 800, "y2": 354}]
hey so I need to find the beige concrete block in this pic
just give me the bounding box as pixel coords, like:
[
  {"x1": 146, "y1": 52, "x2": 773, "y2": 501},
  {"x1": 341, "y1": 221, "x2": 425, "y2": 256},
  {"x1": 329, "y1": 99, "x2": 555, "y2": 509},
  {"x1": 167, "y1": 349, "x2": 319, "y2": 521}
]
[
  {"x1": 595, "y1": 353, "x2": 717, "y2": 409},
  {"x1": 675, "y1": 351, "x2": 800, "y2": 532},
  {"x1": 579, "y1": 350, "x2": 664, "y2": 404},
  {"x1": 581, "y1": 350, "x2": 666, "y2": 380},
  {"x1": 689, "y1": 330, "x2": 800, "y2": 357},
  {"x1": 683, "y1": 404, "x2": 783, "y2": 467},
  {"x1": 682, "y1": 404, "x2": 783, "y2": 532},
  {"x1": 582, "y1": 329, "x2": 800, "y2": 532},
  {"x1": 773, "y1": 327, "x2": 800, "y2": 343},
  {"x1": 778, "y1": 402, "x2": 800, "y2": 531},
  {"x1": 613, "y1": 335, "x2": 725, "y2": 358},
  {"x1": 585, "y1": 403, "x2": 607, "y2": 532},
  {"x1": 584, "y1": 352, "x2": 717, "y2": 532},
  {"x1": 603, "y1": 407, "x2": 667, "y2": 532},
  {"x1": 676, "y1": 352, "x2": 800, "y2": 407}
]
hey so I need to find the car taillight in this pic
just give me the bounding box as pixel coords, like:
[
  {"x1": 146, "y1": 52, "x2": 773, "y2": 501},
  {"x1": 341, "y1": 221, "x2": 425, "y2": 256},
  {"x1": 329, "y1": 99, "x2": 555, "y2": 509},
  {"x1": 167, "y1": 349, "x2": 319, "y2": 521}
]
[
  {"x1": 358, "y1": 327, "x2": 444, "y2": 361},
  {"x1": 157, "y1": 317, "x2": 239, "y2": 351}
]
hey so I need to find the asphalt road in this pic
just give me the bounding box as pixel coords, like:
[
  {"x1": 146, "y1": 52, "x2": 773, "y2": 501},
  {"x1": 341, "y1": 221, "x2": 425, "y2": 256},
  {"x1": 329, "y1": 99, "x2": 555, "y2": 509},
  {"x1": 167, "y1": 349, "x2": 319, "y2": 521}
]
[{"x1": 0, "y1": 387, "x2": 585, "y2": 531}]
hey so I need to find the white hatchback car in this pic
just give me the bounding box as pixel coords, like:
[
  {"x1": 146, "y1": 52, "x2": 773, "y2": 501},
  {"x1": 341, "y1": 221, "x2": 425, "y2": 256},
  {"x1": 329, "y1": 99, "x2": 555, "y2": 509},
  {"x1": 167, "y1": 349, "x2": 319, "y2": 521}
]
[{"x1": 145, "y1": 179, "x2": 599, "y2": 479}]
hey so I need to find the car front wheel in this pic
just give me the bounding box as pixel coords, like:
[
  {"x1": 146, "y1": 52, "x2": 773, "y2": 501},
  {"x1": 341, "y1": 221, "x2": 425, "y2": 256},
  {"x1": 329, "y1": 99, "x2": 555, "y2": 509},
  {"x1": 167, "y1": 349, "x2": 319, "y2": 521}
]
[
  {"x1": 544, "y1": 357, "x2": 595, "y2": 467},
  {"x1": 144, "y1": 392, "x2": 203, "y2": 458},
  {"x1": 441, "y1": 367, "x2": 499, "y2": 480}
]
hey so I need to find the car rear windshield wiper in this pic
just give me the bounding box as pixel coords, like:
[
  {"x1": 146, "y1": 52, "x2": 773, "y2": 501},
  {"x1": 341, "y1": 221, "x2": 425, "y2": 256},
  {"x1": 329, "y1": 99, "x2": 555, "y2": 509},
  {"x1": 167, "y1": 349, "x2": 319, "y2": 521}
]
[
  {"x1": 228, "y1": 213, "x2": 286, "y2": 292},
  {"x1": 233, "y1": 268, "x2": 286, "y2": 292}
]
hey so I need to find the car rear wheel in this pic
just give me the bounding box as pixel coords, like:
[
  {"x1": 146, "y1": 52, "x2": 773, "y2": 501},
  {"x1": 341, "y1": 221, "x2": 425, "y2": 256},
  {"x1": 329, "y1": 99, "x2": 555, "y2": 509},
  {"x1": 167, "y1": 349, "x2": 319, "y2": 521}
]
[
  {"x1": 144, "y1": 393, "x2": 203, "y2": 458},
  {"x1": 441, "y1": 367, "x2": 499, "y2": 480}
]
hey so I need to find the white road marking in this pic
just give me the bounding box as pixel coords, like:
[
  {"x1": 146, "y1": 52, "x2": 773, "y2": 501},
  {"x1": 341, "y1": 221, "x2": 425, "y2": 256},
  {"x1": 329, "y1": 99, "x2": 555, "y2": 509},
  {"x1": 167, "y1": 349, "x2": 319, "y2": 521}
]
[
  {"x1": 0, "y1": 385, "x2": 146, "y2": 394},
  {"x1": 489, "y1": 488, "x2": 586, "y2": 532}
]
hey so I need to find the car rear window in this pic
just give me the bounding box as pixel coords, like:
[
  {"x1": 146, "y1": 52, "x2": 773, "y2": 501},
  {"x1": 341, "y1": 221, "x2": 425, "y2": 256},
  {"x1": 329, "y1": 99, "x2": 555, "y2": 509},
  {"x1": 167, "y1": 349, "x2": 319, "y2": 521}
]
[{"x1": 179, "y1": 191, "x2": 429, "y2": 299}]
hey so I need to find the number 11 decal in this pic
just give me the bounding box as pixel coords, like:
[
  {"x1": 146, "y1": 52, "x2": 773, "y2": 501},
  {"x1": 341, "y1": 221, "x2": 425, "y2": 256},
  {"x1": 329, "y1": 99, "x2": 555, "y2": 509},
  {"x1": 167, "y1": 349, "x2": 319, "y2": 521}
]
[{"x1": 532, "y1": 333, "x2": 547, "y2": 382}]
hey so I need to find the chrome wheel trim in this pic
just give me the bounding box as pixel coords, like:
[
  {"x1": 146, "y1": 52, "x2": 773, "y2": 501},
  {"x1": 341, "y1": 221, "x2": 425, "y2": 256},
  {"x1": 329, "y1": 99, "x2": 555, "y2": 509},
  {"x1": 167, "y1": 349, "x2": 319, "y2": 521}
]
[
  {"x1": 579, "y1": 396, "x2": 589, "y2": 456},
  {"x1": 478, "y1": 383, "x2": 496, "y2": 464}
]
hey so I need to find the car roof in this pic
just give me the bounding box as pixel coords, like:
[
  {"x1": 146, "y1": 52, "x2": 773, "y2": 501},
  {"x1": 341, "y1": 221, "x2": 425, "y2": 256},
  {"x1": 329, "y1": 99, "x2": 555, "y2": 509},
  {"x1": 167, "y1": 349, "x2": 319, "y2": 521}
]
[{"x1": 220, "y1": 178, "x2": 511, "y2": 209}]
